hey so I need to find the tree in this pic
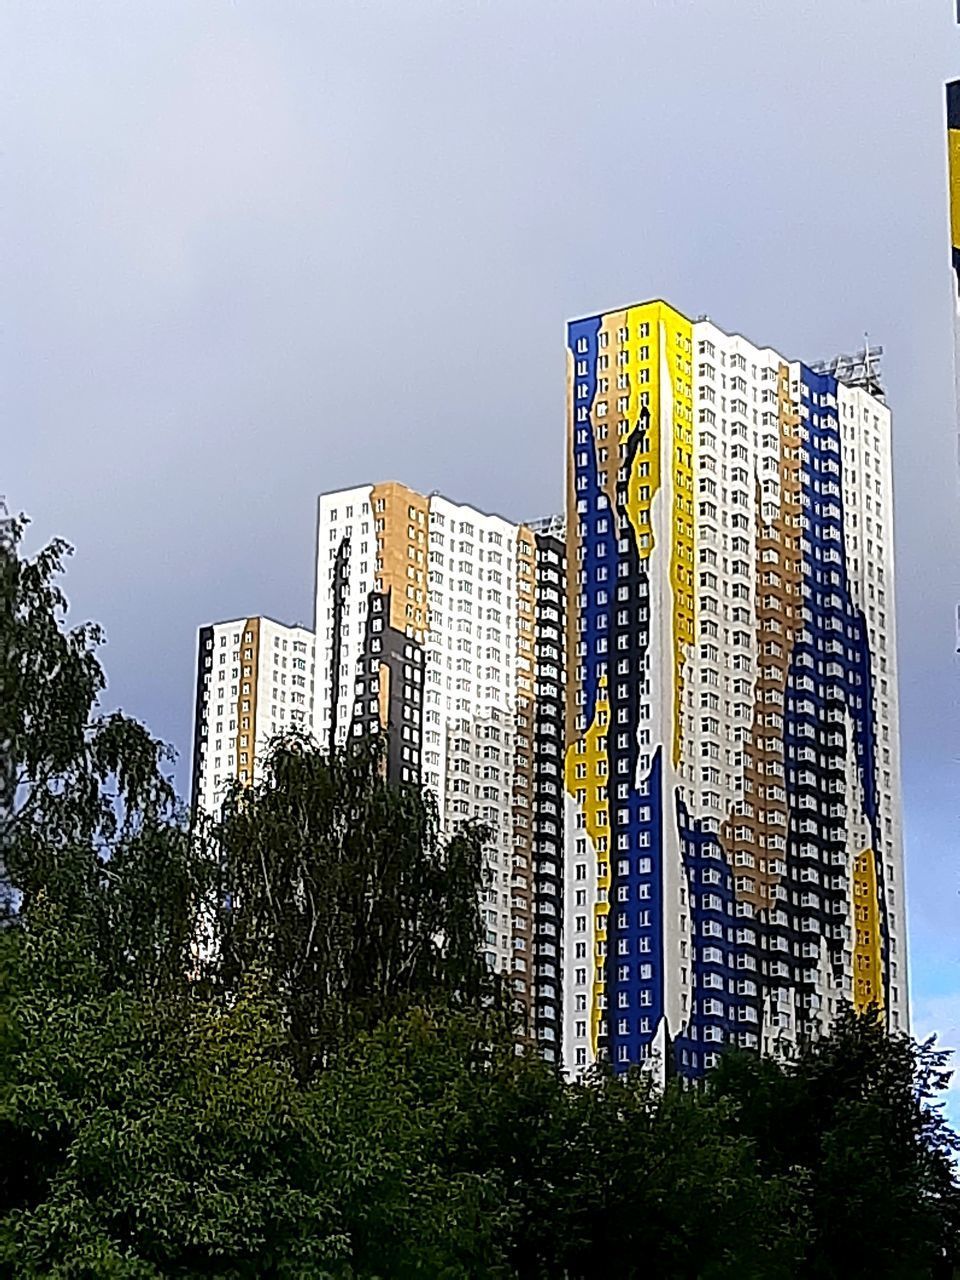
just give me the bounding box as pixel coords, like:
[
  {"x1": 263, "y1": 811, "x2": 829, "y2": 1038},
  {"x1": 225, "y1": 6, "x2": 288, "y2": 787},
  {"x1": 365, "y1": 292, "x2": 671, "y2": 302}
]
[
  {"x1": 454, "y1": 1058, "x2": 804, "y2": 1279},
  {"x1": 0, "y1": 915, "x2": 347, "y2": 1277},
  {"x1": 0, "y1": 510, "x2": 175, "y2": 925},
  {"x1": 208, "y1": 736, "x2": 499, "y2": 1078},
  {"x1": 3, "y1": 512, "x2": 960, "y2": 1278},
  {"x1": 306, "y1": 1012, "x2": 804, "y2": 1279},
  {"x1": 711, "y1": 1007, "x2": 960, "y2": 1278},
  {"x1": 308, "y1": 1005, "x2": 518, "y2": 1279}
]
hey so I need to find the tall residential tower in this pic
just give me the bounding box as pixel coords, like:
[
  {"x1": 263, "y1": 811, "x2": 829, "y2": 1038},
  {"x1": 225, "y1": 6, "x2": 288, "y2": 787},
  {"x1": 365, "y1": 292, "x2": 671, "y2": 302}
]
[
  {"x1": 565, "y1": 301, "x2": 905, "y2": 1079},
  {"x1": 314, "y1": 484, "x2": 567, "y2": 1056},
  {"x1": 191, "y1": 615, "x2": 315, "y2": 814}
]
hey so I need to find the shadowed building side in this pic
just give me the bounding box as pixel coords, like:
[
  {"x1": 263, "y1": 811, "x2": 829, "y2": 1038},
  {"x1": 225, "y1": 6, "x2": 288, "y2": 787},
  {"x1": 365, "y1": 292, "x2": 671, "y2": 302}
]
[{"x1": 314, "y1": 484, "x2": 570, "y2": 1054}]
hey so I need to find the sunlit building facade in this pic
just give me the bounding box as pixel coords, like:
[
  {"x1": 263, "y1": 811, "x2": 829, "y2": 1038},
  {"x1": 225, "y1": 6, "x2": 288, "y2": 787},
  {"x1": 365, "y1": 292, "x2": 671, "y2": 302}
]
[
  {"x1": 314, "y1": 484, "x2": 567, "y2": 1057},
  {"x1": 564, "y1": 300, "x2": 906, "y2": 1079},
  {"x1": 191, "y1": 615, "x2": 316, "y2": 814}
]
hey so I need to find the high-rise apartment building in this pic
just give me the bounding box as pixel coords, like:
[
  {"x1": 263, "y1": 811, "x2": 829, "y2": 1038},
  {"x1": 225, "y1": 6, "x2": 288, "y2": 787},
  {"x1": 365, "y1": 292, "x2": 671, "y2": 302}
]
[
  {"x1": 947, "y1": 81, "x2": 960, "y2": 416},
  {"x1": 565, "y1": 300, "x2": 905, "y2": 1079},
  {"x1": 313, "y1": 484, "x2": 566, "y2": 1056},
  {"x1": 191, "y1": 615, "x2": 316, "y2": 814}
]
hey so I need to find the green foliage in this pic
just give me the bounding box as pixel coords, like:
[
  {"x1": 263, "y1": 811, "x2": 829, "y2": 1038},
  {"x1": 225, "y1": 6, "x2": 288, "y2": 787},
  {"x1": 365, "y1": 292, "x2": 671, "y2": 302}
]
[
  {"x1": 0, "y1": 510, "x2": 175, "y2": 926},
  {"x1": 208, "y1": 738, "x2": 499, "y2": 1078},
  {"x1": 711, "y1": 1008, "x2": 960, "y2": 1277},
  {"x1": 0, "y1": 919, "x2": 346, "y2": 1277},
  {"x1": 2, "y1": 514, "x2": 959, "y2": 1278},
  {"x1": 309, "y1": 1007, "x2": 517, "y2": 1278}
]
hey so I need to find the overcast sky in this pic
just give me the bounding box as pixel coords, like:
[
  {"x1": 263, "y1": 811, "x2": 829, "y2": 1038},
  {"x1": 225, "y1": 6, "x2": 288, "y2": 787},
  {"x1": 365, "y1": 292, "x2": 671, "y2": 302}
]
[{"x1": 4, "y1": 0, "x2": 958, "y2": 1088}]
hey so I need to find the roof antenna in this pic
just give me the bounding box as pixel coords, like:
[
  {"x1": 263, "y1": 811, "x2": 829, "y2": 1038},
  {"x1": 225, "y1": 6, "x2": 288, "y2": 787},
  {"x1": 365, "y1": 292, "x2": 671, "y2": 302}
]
[{"x1": 862, "y1": 331, "x2": 884, "y2": 398}]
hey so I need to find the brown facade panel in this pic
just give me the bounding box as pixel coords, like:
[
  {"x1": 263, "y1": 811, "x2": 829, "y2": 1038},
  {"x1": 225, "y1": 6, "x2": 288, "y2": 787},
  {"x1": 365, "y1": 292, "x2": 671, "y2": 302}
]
[
  {"x1": 720, "y1": 365, "x2": 801, "y2": 911},
  {"x1": 234, "y1": 617, "x2": 261, "y2": 787},
  {"x1": 511, "y1": 527, "x2": 537, "y2": 1037}
]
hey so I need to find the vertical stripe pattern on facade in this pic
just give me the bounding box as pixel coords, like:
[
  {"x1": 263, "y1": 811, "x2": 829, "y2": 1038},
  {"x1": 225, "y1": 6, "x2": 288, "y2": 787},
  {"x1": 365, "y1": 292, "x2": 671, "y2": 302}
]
[
  {"x1": 314, "y1": 485, "x2": 570, "y2": 1051},
  {"x1": 565, "y1": 301, "x2": 905, "y2": 1080},
  {"x1": 191, "y1": 616, "x2": 316, "y2": 816}
]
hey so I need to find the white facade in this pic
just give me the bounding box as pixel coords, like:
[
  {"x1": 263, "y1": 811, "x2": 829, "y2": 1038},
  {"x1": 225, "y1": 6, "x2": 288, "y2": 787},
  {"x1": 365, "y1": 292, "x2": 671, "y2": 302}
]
[
  {"x1": 834, "y1": 377, "x2": 907, "y2": 1032},
  {"x1": 687, "y1": 325, "x2": 905, "y2": 1047},
  {"x1": 313, "y1": 485, "x2": 535, "y2": 979},
  {"x1": 314, "y1": 485, "x2": 379, "y2": 755},
  {"x1": 192, "y1": 615, "x2": 316, "y2": 815},
  {"x1": 424, "y1": 494, "x2": 524, "y2": 975}
]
